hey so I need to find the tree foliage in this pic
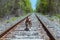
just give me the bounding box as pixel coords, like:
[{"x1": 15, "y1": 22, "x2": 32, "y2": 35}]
[
  {"x1": 36, "y1": 0, "x2": 49, "y2": 14},
  {"x1": 36, "y1": 0, "x2": 60, "y2": 15},
  {"x1": 0, "y1": 0, "x2": 32, "y2": 17},
  {"x1": 18, "y1": 0, "x2": 32, "y2": 13}
]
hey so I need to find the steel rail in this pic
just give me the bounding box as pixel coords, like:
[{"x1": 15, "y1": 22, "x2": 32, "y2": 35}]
[
  {"x1": 0, "y1": 14, "x2": 31, "y2": 39},
  {"x1": 35, "y1": 14, "x2": 55, "y2": 40}
]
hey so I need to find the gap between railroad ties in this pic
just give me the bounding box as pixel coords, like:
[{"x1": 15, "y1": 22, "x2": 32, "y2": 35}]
[{"x1": 0, "y1": 13, "x2": 60, "y2": 40}]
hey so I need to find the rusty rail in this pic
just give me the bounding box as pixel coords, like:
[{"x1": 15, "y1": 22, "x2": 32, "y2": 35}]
[
  {"x1": 0, "y1": 14, "x2": 56, "y2": 40},
  {"x1": 0, "y1": 14, "x2": 31, "y2": 39},
  {"x1": 35, "y1": 14, "x2": 55, "y2": 40}
]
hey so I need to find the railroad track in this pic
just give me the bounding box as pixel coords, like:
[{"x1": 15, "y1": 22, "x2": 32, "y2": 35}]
[{"x1": 0, "y1": 14, "x2": 56, "y2": 40}]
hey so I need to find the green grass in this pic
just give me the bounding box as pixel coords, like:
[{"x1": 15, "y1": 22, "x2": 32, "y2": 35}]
[
  {"x1": 5, "y1": 16, "x2": 21, "y2": 23},
  {"x1": 5, "y1": 17, "x2": 16, "y2": 23},
  {"x1": 47, "y1": 14, "x2": 60, "y2": 24},
  {"x1": 55, "y1": 14, "x2": 60, "y2": 18},
  {"x1": 4, "y1": 14, "x2": 27, "y2": 23}
]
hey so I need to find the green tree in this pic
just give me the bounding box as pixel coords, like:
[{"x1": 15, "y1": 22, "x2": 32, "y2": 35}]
[
  {"x1": 0, "y1": 0, "x2": 32, "y2": 17},
  {"x1": 18, "y1": 0, "x2": 32, "y2": 13}
]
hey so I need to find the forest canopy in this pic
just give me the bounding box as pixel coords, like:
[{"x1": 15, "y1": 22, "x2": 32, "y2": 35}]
[
  {"x1": 36, "y1": 0, "x2": 60, "y2": 15},
  {"x1": 0, "y1": 0, "x2": 32, "y2": 17}
]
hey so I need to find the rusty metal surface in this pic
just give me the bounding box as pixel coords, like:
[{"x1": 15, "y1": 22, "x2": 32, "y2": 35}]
[
  {"x1": 35, "y1": 14, "x2": 55, "y2": 40},
  {"x1": 36, "y1": 14, "x2": 60, "y2": 40},
  {"x1": 0, "y1": 14, "x2": 31, "y2": 39},
  {"x1": 0, "y1": 14, "x2": 56, "y2": 40}
]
